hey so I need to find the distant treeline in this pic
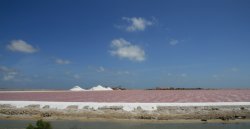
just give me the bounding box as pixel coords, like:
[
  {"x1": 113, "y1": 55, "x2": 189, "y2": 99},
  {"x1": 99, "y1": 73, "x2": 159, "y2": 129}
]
[
  {"x1": 146, "y1": 87, "x2": 215, "y2": 90},
  {"x1": 111, "y1": 86, "x2": 215, "y2": 90},
  {"x1": 111, "y1": 86, "x2": 127, "y2": 90}
]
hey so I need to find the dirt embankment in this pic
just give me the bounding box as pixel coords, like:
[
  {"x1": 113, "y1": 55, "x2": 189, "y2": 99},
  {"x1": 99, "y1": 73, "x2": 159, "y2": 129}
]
[{"x1": 1, "y1": 104, "x2": 250, "y2": 121}]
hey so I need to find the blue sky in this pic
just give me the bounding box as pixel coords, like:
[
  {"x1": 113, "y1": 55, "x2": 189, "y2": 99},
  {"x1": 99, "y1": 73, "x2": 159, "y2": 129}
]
[{"x1": 0, "y1": 0, "x2": 250, "y2": 89}]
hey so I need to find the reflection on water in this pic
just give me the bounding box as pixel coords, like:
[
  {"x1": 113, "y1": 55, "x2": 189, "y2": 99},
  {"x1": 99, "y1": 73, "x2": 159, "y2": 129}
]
[{"x1": 0, "y1": 120, "x2": 250, "y2": 129}]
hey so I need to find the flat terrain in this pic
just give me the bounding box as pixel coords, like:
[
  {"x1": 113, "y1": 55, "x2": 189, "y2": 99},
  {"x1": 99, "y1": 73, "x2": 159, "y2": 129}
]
[{"x1": 0, "y1": 90, "x2": 250, "y2": 102}]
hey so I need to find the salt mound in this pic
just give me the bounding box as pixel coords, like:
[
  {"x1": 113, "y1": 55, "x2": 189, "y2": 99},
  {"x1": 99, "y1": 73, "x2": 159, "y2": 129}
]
[
  {"x1": 70, "y1": 85, "x2": 113, "y2": 91},
  {"x1": 70, "y1": 86, "x2": 85, "y2": 91},
  {"x1": 89, "y1": 85, "x2": 113, "y2": 91}
]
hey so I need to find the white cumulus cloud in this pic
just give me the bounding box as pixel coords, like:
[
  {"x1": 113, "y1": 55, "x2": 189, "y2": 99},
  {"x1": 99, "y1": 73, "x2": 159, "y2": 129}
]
[
  {"x1": 122, "y1": 17, "x2": 153, "y2": 32},
  {"x1": 110, "y1": 38, "x2": 145, "y2": 62},
  {"x1": 7, "y1": 40, "x2": 38, "y2": 53},
  {"x1": 55, "y1": 59, "x2": 71, "y2": 65}
]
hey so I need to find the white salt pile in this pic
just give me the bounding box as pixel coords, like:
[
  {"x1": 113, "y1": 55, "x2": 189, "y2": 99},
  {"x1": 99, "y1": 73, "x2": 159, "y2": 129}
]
[
  {"x1": 70, "y1": 85, "x2": 113, "y2": 91},
  {"x1": 89, "y1": 85, "x2": 113, "y2": 91},
  {"x1": 70, "y1": 86, "x2": 85, "y2": 91}
]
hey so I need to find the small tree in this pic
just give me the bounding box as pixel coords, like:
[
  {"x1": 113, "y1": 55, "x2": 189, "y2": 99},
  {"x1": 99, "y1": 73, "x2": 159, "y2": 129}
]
[{"x1": 26, "y1": 119, "x2": 52, "y2": 129}]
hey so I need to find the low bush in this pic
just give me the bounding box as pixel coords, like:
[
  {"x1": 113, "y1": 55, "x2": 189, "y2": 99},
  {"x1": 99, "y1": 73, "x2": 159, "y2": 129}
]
[{"x1": 26, "y1": 119, "x2": 52, "y2": 129}]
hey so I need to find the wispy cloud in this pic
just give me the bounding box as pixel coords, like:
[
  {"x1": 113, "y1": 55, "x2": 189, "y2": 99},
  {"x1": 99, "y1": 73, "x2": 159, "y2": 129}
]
[
  {"x1": 55, "y1": 59, "x2": 71, "y2": 65},
  {"x1": 0, "y1": 66, "x2": 18, "y2": 81},
  {"x1": 3, "y1": 73, "x2": 16, "y2": 81},
  {"x1": 122, "y1": 17, "x2": 153, "y2": 32},
  {"x1": 231, "y1": 67, "x2": 239, "y2": 72},
  {"x1": 94, "y1": 66, "x2": 131, "y2": 75},
  {"x1": 117, "y1": 71, "x2": 130, "y2": 75},
  {"x1": 169, "y1": 39, "x2": 179, "y2": 46},
  {"x1": 167, "y1": 73, "x2": 172, "y2": 76},
  {"x1": 212, "y1": 74, "x2": 222, "y2": 80},
  {"x1": 96, "y1": 66, "x2": 105, "y2": 72},
  {"x1": 7, "y1": 40, "x2": 38, "y2": 53},
  {"x1": 181, "y1": 73, "x2": 187, "y2": 77},
  {"x1": 73, "y1": 74, "x2": 80, "y2": 79},
  {"x1": 110, "y1": 38, "x2": 145, "y2": 62}
]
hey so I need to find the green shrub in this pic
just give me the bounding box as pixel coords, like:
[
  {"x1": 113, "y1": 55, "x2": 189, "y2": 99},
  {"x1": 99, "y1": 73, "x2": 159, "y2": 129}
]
[
  {"x1": 26, "y1": 119, "x2": 52, "y2": 129},
  {"x1": 26, "y1": 124, "x2": 35, "y2": 129}
]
